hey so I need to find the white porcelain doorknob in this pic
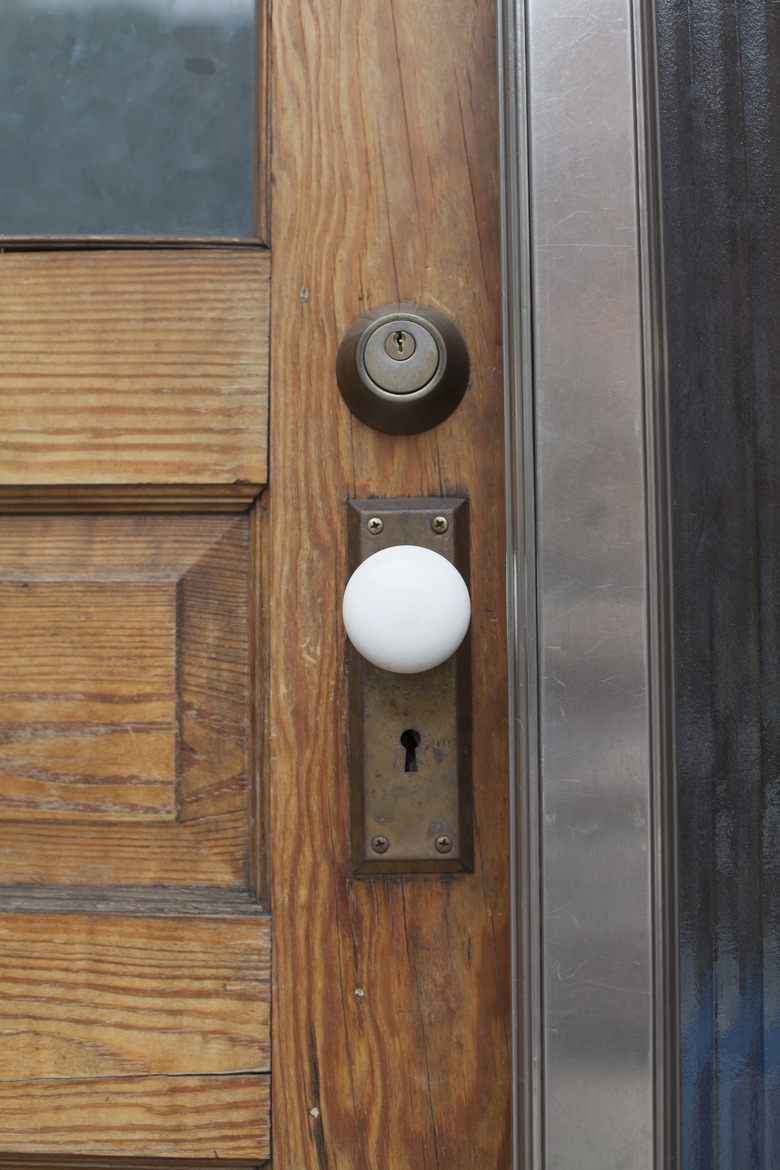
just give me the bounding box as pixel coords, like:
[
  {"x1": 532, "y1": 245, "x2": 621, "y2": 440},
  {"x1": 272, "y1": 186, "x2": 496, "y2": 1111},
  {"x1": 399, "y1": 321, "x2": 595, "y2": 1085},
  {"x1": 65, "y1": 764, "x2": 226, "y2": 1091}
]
[{"x1": 342, "y1": 544, "x2": 471, "y2": 673}]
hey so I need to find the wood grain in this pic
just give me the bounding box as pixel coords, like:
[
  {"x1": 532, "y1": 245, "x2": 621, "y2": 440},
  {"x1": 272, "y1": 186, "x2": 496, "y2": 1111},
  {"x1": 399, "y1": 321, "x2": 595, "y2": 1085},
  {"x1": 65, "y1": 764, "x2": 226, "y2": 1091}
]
[
  {"x1": 0, "y1": 582, "x2": 176, "y2": 822},
  {"x1": 0, "y1": 1074, "x2": 270, "y2": 1160},
  {"x1": 0, "y1": 249, "x2": 269, "y2": 486},
  {"x1": 0, "y1": 1158, "x2": 268, "y2": 1170},
  {"x1": 0, "y1": 915, "x2": 270, "y2": 1080},
  {"x1": 269, "y1": 0, "x2": 510, "y2": 1164},
  {"x1": 0, "y1": 513, "x2": 253, "y2": 888}
]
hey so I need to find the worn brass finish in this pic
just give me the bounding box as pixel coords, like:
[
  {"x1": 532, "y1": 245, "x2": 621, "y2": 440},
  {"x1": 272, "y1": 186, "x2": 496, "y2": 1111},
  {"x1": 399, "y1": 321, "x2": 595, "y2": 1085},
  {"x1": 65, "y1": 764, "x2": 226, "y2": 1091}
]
[
  {"x1": 347, "y1": 498, "x2": 472, "y2": 874},
  {"x1": 336, "y1": 303, "x2": 470, "y2": 434}
]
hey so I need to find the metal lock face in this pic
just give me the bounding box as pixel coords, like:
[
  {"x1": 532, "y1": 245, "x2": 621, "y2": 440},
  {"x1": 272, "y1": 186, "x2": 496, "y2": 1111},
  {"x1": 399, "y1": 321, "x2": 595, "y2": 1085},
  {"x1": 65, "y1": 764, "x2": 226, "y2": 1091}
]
[
  {"x1": 346, "y1": 498, "x2": 473, "y2": 875},
  {"x1": 360, "y1": 318, "x2": 440, "y2": 394},
  {"x1": 336, "y1": 302, "x2": 469, "y2": 434}
]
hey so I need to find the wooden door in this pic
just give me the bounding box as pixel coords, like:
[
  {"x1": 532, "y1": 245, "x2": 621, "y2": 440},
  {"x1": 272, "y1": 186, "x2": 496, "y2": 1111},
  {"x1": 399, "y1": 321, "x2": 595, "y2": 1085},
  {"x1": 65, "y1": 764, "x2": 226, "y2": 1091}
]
[{"x1": 0, "y1": 0, "x2": 509, "y2": 1165}]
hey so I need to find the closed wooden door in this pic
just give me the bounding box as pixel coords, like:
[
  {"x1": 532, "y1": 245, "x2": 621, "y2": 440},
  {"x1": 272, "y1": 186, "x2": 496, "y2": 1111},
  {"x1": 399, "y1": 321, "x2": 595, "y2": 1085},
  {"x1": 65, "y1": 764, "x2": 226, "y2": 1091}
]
[{"x1": 0, "y1": 0, "x2": 509, "y2": 1166}]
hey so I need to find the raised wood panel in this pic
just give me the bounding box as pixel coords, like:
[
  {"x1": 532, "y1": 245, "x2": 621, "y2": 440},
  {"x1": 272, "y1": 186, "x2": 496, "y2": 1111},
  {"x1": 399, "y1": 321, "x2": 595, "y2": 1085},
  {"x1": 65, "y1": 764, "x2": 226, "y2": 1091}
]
[
  {"x1": 0, "y1": 513, "x2": 253, "y2": 888},
  {"x1": 0, "y1": 915, "x2": 270, "y2": 1080},
  {"x1": 0, "y1": 582, "x2": 177, "y2": 822},
  {"x1": 269, "y1": 0, "x2": 509, "y2": 1163},
  {"x1": 0, "y1": 249, "x2": 269, "y2": 486},
  {"x1": 0, "y1": 1074, "x2": 270, "y2": 1161}
]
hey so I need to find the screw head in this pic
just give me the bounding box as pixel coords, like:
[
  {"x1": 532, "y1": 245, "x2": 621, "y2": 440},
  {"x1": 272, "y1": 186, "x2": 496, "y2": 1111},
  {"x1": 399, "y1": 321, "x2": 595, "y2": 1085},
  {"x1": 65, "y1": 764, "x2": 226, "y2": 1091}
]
[
  {"x1": 435, "y1": 834, "x2": 453, "y2": 854},
  {"x1": 371, "y1": 835, "x2": 390, "y2": 854},
  {"x1": 367, "y1": 517, "x2": 384, "y2": 535},
  {"x1": 431, "y1": 515, "x2": 449, "y2": 534}
]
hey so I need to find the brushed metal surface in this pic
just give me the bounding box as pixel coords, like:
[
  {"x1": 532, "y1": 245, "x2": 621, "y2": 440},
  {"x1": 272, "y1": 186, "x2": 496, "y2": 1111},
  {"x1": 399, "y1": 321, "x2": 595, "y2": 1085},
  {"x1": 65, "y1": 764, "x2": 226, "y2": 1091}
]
[{"x1": 502, "y1": 0, "x2": 672, "y2": 1165}]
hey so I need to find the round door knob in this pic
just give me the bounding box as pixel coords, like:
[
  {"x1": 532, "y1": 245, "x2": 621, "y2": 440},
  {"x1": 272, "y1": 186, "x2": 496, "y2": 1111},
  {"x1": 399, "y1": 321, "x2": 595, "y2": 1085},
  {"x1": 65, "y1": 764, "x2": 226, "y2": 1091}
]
[{"x1": 342, "y1": 545, "x2": 471, "y2": 673}]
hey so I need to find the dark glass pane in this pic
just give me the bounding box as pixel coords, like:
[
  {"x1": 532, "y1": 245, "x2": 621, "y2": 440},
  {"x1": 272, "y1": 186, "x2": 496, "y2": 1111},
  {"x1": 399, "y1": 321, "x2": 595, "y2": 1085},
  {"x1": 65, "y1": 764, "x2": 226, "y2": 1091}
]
[
  {"x1": 658, "y1": 0, "x2": 780, "y2": 1165},
  {"x1": 0, "y1": 0, "x2": 255, "y2": 237}
]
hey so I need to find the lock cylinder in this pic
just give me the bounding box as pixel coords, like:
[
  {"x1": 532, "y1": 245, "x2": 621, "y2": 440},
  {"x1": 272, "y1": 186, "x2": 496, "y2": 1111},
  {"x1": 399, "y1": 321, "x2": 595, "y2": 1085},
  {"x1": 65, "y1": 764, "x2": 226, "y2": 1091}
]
[{"x1": 336, "y1": 302, "x2": 470, "y2": 434}]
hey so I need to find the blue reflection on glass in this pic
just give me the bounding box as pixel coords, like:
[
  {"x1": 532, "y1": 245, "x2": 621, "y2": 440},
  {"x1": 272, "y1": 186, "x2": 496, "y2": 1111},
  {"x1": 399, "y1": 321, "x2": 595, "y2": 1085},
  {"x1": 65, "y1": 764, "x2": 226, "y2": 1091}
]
[
  {"x1": 680, "y1": 866, "x2": 780, "y2": 1169},
  {"x1": 0, "y1": 0, "x2": 255, "y2": 236}
]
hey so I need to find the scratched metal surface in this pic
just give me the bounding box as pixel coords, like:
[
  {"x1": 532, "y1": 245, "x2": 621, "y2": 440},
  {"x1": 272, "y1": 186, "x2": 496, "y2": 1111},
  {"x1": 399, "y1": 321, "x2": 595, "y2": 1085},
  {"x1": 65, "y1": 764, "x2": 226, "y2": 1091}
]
[{"x1": 526, "y1": 1, "x2": 658, "y2": 1165}]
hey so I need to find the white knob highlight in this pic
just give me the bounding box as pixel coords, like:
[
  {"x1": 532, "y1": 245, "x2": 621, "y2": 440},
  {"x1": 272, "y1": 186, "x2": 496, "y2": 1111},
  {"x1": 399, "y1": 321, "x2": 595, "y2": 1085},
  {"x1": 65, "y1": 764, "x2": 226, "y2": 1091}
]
[{"x1": 342, "y1": 545, "x2": 471, "y2": 673}]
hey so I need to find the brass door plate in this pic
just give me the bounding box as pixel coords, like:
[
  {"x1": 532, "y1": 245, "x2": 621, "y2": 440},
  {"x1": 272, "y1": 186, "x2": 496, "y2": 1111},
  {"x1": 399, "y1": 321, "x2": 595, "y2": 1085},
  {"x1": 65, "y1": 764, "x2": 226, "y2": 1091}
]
[{"x1": 347, "y1": 498, "x2": 472, "y2": 874}]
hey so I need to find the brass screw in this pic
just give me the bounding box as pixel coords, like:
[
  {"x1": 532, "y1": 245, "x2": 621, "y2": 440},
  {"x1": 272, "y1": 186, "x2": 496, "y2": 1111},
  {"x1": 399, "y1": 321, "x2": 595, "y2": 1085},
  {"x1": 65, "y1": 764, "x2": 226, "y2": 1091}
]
[
  {"x1": 367, "y1": 517, "x2": 384, "y2": 535},
  {"x1": 435, "y1": 834, "x2": 453, "y2": 854},
  {"x1": 431, "y1": 515, "x2": 449, "y2": 534},
  {"x1": 371, "y1": 835, "x2": 390, "y2": 854}
]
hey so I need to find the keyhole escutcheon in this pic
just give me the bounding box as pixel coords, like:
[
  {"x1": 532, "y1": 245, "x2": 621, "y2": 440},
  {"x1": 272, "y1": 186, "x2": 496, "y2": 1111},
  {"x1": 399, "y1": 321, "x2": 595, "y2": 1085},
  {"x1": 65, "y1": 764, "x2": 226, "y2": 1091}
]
[{"x1": 400, "y1": 728, "x2": 421, "y2": 773}]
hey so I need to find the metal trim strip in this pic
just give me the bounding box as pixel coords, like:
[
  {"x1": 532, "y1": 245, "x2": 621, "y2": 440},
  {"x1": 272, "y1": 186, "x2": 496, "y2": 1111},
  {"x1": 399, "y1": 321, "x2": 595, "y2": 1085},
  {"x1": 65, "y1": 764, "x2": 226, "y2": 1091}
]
[
  {"x1": 499, "y1": 0, "x2": 676, "y2": 1164},
  {"x1": 498, "y1": 1, "x2": 541, "y2": 1167}
]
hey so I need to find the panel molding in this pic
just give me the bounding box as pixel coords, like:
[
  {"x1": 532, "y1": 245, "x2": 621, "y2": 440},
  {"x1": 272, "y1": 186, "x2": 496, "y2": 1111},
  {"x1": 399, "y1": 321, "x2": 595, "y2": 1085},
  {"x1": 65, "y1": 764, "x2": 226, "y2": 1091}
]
[
  {"x1": 0, "y1": 512, "x2": 253, "y2": 889},
  {"x1": 0, "y1": 485, "x2": 261, "y2": 512}
]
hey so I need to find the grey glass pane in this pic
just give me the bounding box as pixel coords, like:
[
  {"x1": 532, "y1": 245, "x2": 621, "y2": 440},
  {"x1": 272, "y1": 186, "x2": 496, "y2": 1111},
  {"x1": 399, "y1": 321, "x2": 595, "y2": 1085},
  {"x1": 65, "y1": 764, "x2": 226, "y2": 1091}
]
[{"x1": 0, "y1": 0, "x2": 255, "y2": 237}]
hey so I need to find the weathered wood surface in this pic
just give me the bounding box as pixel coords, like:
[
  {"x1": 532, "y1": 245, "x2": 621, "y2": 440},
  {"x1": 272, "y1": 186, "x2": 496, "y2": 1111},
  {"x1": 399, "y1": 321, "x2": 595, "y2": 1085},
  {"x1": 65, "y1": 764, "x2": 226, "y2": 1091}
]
[
  {"x1": 0, "y1": 915, "x2": 270, "y2": 1080},
  {"x1": 0, "y1": 512, "x2": 253, "y2": 888},
  {"x1": 269, "y1": 0, "x2": 510, "y2": 1164},
  {"x1": 0, "y1": 1074, "x2": 270, "y2": 1160},
  {"x1": 0, "y1": 1158, "x2": 268, "y2": 1170},
  {"x1": 0, "y1": 249, "x2": 269, "y2": 486},
  {"x1": 0, "y1": 501, "x2": 267, "y2": 1158},
  {"x1": 0, "y1": 581, "x2": 176, "y2": 822}
]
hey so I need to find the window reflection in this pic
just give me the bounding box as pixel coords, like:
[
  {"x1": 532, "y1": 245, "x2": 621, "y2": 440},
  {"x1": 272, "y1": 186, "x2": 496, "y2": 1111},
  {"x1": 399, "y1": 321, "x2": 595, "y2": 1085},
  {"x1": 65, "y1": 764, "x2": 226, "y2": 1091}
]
[{"x1": 0, "y1": 0, "x2": 255, "y2": 237}]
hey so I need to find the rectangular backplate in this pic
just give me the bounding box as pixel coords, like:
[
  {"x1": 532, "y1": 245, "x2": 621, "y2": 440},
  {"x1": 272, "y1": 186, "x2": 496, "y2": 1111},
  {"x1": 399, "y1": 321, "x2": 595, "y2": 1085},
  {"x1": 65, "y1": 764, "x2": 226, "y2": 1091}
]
[{"x1": 347, "y1": 498, "x2": 472, "y2": 874}]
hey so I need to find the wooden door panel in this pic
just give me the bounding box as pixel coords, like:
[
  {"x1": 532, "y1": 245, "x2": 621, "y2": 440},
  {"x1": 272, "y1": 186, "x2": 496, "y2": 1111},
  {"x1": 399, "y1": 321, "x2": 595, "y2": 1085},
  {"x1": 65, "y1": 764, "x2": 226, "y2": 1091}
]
[
  {"x1": 0, "y1": 241, "x2": 270, "y2": 1156},
  {"x1": 0, "y1": 1074, "x2": 270, "y2": 1162},
  {"x1": 0, "y1": 250, "x2": 269, "y2": 486},
  {"x1": 0, "y1": 511, "x2": 254, "y2": 888},
  {"x1": 0, "y1": 580, "x2": 178, "y2": 823},
  {"x1": 0, "y1": 914, "x2": 270, "y2": 1080},
  {"x1": 0, "y1": 495, "x2": 269, "y2": 1157},
  {"x1": 0, "y1": 0, "x2": 507, "y2": 1159}
]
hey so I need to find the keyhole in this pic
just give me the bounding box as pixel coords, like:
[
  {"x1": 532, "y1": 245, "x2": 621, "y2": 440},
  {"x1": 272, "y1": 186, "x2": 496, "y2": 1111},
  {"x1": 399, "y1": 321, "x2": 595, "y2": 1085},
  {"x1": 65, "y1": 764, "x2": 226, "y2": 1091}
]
[
  {"x1": 384, "y1": 328, "x2": 416, "y2": 361},
  {"x1": 400, "y1": 728, "x2": 421, "y2": 773}
]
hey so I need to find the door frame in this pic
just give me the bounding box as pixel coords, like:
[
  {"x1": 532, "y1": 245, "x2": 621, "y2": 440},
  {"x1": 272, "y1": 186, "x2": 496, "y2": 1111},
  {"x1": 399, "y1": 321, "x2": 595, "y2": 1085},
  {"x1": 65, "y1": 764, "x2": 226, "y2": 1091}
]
[{"x1": 499, "y1": 1, "x2": 678, "y2": 1165}]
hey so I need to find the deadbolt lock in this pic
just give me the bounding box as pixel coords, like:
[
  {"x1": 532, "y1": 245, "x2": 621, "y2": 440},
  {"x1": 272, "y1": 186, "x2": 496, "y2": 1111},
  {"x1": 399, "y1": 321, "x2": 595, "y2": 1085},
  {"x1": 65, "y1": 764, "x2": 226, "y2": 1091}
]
[{"x1": 336, "y1": 302, "x2": 470, "y2": 434}]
